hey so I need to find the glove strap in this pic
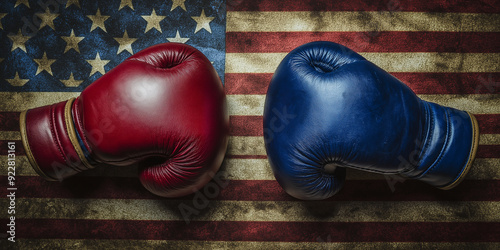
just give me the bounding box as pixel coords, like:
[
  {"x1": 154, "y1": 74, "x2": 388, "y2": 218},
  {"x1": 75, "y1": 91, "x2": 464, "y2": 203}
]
[
  {"x1": 20, "y1": 98, "x2": 94, "y2": 181},
  {"x1": 64, "y1": 98, "x2": 95, "y2": 171},
  {"x1": 438, "y1": 112, "x2": 479, "y2": 190}
]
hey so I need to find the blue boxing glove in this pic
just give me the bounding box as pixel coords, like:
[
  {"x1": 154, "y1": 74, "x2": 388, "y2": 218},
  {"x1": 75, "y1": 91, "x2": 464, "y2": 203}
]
[{"x1": 263, "y1": 41, "x2": 479, "y2": 200}]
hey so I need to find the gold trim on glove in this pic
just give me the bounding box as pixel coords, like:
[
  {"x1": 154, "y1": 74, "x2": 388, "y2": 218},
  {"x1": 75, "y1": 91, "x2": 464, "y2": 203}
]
[
  {"x1": 64, "y1": 98, "x2": 94, "y2": 171},
  {"x1": 439, "y1": 112, "x2": 480, "y2": 190}
]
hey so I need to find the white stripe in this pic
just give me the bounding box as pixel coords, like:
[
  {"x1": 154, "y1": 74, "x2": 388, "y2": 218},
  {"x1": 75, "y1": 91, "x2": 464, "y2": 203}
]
[
  {"x1": 0, "y1": 92, "x2": 79, "y2": 112},
  {"x1": 225, "y1": 52, "x2": 500, "y2": 73},
  {"x1": 480, "y1": 134, "x2": 500, "y2": 145},
  {"x1": 0, "y1": 131, "x2": 21, "y2": 140},
  {"x1": 227, "y1": 11, "x2": 500, "y2": 32},
  {"x1": 227, "y1": 94, "x2": 500, "y2": 116}
]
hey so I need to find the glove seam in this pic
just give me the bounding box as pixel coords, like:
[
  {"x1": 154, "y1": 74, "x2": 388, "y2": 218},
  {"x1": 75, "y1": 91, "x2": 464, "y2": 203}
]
[
  {"x1": 416, "y1": 101, "x2": 433, "y2": 170},
  {"x1": 64, "y1": 98, "x2": 94, "y2": 171},
  {"x1": 418, "y1": 108, "x2": 452, "y2": 179},
  {"x1": 73, "y1": 99, "x2": 92, "y2": 154},
  {"x1": 405, "y1": 101, "x2": 435, "y2": 176},
  {"x1": 49, "y1": 103, "x2": 68, "y2": 173}
]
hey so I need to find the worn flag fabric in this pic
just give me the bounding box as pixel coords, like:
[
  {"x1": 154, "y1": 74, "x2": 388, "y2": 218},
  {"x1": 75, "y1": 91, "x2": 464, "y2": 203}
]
[{"x1": 1, "y1": 0, "x2": 499, "y2": 248}]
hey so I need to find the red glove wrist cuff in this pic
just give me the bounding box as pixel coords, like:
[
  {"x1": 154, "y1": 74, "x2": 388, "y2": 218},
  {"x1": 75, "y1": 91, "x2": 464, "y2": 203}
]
[{"x1": 20, "y1": 98, "x2": 93, "y2": 181}]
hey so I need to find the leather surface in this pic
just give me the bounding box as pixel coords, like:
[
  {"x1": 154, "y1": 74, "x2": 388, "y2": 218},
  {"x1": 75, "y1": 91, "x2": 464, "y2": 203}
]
[
  {"x1": 263, "y1": 41, "x2": 477, "y2": 200},
  {"x1": 23, "y1": 100, "x2": 86, "y2": 180},
  {"x1": 23, "y1": 43, "x2": 229, "y2": 197}
]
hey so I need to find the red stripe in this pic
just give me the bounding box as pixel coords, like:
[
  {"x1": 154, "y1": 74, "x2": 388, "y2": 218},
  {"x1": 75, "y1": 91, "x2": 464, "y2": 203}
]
[
  {"x1": 476, "y1": 114, "x2": 500, "y2": 134},
  {"x1": 0, "y1": 140, "x2": 25, "y2": 155},
  {"x1": 228, "y1": 0, "x2": 499, "y2": 13},
  {"x1": 226, "y1": 32, "x2": 500, "y2": 53},
  {"x1": 6, "y1": 219, "x2": 499, "y2": 241},
  {"x1": 477, "y1": 145, "x2": 500, "y2": 158},
  {"x1": 0, "y1": 112, "x2": 19, "y2": 131},
  {"x1": 3, "y1": 177, "x2": 499, "y2": 201},
  {"x1": 227, "y1": 115, "x2": 500, "y2": 136},
  {"x1": 229, "y1": 115, "x2": 262, "y2": 136},
  {"x1": 225, "y1": 73, "x2": 500, "y2": 95}
]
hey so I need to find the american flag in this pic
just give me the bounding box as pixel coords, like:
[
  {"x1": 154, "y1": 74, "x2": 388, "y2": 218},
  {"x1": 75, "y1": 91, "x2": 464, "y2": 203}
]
[{"x1": 1, "y1": 0, "x2": 499, "y2": 248}]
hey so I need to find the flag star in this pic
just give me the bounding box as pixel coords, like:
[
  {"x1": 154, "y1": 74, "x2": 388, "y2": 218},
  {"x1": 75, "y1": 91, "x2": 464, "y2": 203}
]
[
  {"x1": 142, "y1": 9, "x2": 165, "y2": 33},
  {"x1": 119, "y1": 0, "x2": 134, "y2": 10},
  {"x1": 36, "y1": 9, "x2": 59, "y2": 30},
  {"x1": 33, "y1": 52, "x2": 56, "y2": 75},
  {"x1": 62, "y1": 29, "x2": 84, "y2": 53},
  {"x1": 191, "y1": 9, "x2": 214, "y2": 33},
  {"x1": 87, "y1": 9, "x2": 110, "y2": 32},
  {"x1": 0, "y1": 13, "x2": 6, "y2": 29},
  {"x1": 87, "y1": 53, "x2": 110, "y2": 76},
  {"x1": 66, "y1": 0, "x2": 80, "y2": 8},
  {"x1": 171, "y1": 0, "x2": 187, "y2": 11},
  {"x1": 8, "y1": 30, "x2": 30, "y2": 52},
  {"x1": 167, "y1": 30, "x2": 189, "y2": 43},
  {"x1": 6, "y1": 72, "x2": 29, "y2": 87},
  {"x1": 114, "y1": 31, "x2": 137, "y2": 54},
  {"x1": 60, "y1": 72, "x2": 83, "y2": 87},
  {"x1": 15, "y1": 0, "x2": 29, "y2": 8}
]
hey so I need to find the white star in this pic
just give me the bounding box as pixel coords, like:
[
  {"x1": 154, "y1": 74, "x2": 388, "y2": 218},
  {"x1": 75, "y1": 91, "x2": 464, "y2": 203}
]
[
  {"x1": 171, "y1": 0, "x2": 187, "y2": 11},
  {"x1": 119, "y1": 0, "x2": 134, "y2": 10},
  {"x1": 114, "y1": 31, "x2": 137, "y2": 54},
  {"x1": 36, "y1": 9, "x2": 59, "y2": 30},
  {"x1": 15, "y1": 0, "x2": 30, "y2": 8},
  {"x1": 167, "y1": 30, "x2": 189, "y2": 43},
  {"x1": 60, "y1": 72, "x2": 83, "y2": 87},
  {"x1": 86, "y1": 53, "x2": 110, "y2": 76},
  {"x1": 61, "y1": 29, "x2": 84, "y2": 53},
  {"x1": 6, "y1": 72, "x2": 29, "y2": 87},
  {"x1": 87, "y1": 9, "x2": 110, "y2": 32},
  {"x1": 33, "y1": 52, "x2": 56, "y2": 75},
  {"x1": 0, "y1": 13, "x2": 6, "y2": 30},
  {"x1": 8, "y1": 30, "x2": 30, "y2": 52},
  {"x1": 142, "y1": 9, "x2": 165, "y2": 33},
  {"x1": 191, "y1": 9, "x2": 214, "y2": 33},
  {"x1": 66, "y1": 0, "x2": 80, "y2": 8}
]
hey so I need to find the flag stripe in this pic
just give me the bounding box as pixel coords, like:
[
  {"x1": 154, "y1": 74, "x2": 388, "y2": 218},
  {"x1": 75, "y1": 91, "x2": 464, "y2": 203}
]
[
  {"x1": 0, "y1": 93, "x2": 500, "y2": 130},
  {"x1": 226, "y1": 53, "x2": 500, "y2": 73},
  {"x1": 4, "y1": 177, "x2": 499, "y2": 201},
  {"x1": 226, "y1": 12, "x2": 500, "y2": 32},
  {"x1": 226, "y1": 94, "x2": 500, "y2": 116},
  {"x1": 229, "y1": 115, "x2": 500, "y2": 136},
  {"x1": 480, "y1": 134, "x2": 500, "y2": 145},
  {"x1": 4, "y1": 219, "x2": 499, "y2": 241},
  {"x1": 0, "y1": 139, "x2": 496, "y2": 158},
  {"x1": 225, "y1": 72, "x2": 500, "y2": 95},
  {"x1": 2, "y1": 156, "x2": 498, "y2": 180},
  {"x1": 3, "y1": 93, "x2": 498, "y2": 114},
  {"x1": 2, "y1": 199, "x2": 498, "y2": 222},
  {"x1": 228, "y1": 0, "x2": 500, "y2": 13},
  {"x1": 0, "y1": 92, "x2": 80, "y2": 112},
  {"x1": 476, "y1": 114, "x2": 500, "y2": 134},
  {"x1": 10, "y1": 240, "x2": 500, "y2": 249},
  {"x1": 0, "y1": 111, "x2": 19, "y2": 131},
  {"x1": 478, "y1": 145, "x2": 500, "y2": 158},
  {"x1": 226, "y1": 32, "x2": 500, "y2": 53}
]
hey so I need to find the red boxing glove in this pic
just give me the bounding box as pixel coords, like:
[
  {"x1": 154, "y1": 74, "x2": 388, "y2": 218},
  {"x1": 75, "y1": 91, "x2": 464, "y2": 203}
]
[{"x1": 20, "y1": 43, "x2": 229, "y2": 197}]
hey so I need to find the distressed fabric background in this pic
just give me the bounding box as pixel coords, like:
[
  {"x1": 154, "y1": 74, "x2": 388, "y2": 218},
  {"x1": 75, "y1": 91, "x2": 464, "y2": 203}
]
[{"x1": 0, "y1": 0, "x2": 499, "y2": 248}]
